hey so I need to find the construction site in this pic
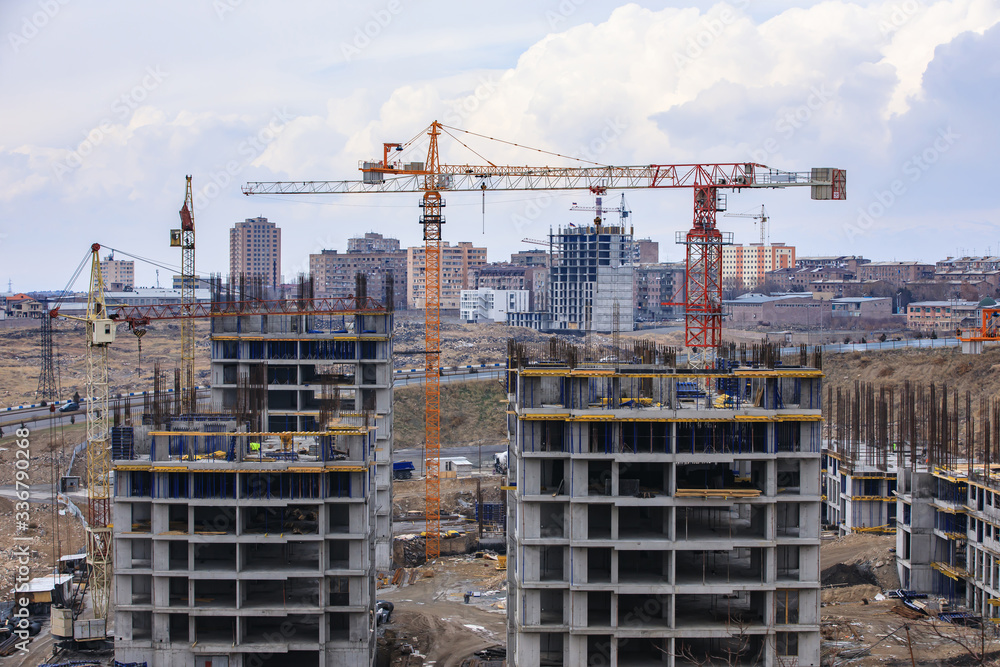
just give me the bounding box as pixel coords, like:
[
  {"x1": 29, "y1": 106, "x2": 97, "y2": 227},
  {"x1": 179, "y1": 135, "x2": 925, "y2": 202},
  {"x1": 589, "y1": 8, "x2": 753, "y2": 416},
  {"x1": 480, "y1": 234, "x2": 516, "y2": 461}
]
[{"x1": 26, "y1": 118, "x2": 1000, "y2": 667}]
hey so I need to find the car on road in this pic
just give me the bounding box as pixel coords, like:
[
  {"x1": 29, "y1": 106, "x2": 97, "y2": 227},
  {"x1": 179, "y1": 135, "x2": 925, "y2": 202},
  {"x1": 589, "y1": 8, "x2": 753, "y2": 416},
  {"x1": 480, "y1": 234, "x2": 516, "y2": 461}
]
[{"x1": 58, "y1": 402, "x2": 80, "y2": 413}]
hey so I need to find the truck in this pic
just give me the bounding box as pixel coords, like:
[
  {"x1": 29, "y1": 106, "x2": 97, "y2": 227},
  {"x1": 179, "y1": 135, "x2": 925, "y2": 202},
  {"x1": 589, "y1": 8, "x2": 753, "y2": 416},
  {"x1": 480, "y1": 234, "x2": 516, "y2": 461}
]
[
  {"x1": 493, "y1": 451, "x2": 508, "y2": 475},
  {"x1": 392, "y1": 461, "x2": 415, "y2": 480}
]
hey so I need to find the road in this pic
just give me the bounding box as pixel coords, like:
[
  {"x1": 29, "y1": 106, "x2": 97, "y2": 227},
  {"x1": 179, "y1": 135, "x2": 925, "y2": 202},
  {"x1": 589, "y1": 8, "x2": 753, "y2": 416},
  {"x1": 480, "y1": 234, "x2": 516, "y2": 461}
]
[{"x1": 394, "y1": 444, "x2": 506, "y2": 475}]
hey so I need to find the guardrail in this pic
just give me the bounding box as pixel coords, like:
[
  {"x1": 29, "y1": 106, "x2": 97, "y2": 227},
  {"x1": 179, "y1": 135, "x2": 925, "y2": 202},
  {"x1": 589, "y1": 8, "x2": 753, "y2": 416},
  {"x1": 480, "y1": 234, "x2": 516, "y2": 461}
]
[{"x1": 2, "y1": 386, "x2": 211, "y2": 413}]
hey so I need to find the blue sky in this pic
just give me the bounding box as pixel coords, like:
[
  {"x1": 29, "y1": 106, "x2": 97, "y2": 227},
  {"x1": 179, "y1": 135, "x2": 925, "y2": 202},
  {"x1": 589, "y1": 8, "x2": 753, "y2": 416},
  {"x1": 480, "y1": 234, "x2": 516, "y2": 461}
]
[{"x1": 1, "y1": 0, "x2": 997, "y2": 290}]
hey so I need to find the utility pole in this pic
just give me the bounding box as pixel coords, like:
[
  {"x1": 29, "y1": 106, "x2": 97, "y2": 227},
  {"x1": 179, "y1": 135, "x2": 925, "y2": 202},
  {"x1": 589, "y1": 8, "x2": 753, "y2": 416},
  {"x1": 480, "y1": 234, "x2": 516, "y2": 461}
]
[{"x1": 36, "y1": 300, "x2": 60, "y2": 403}]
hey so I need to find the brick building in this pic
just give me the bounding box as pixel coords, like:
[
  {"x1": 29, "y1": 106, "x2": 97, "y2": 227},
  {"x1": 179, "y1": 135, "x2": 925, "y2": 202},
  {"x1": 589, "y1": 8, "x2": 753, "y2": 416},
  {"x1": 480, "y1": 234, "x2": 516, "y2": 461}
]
[
  {"x1": 721, "y1": 243, "x2": 795, "y2": 291},
  {"x1": 310, "y1": 233, "x2": 408, "y2": 310},
  {"x1": 857, "y1": 261, "x2": 934, "y2": 287},
  {"x1": 406, "y1": 241, "x2": 487, "y2": 310}
]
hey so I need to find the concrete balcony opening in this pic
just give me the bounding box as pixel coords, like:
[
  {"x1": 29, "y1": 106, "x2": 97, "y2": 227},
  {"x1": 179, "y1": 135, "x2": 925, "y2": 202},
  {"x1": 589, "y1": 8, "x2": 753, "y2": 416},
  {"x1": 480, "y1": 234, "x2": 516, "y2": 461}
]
[
  {"x1": 329, "y1": 577, "x2": 350, "y2": 606},
  {"x1": 675, "y1": 548, "x2": 765, "y2": 586},
  {"x1": 254, "y1": 651, "x2": 321, "y2": 667},
  {"x1": 540, "y1": 504, "x2": 566, "y2": 538},
  {"x1": 193, "y1": 542, "x2": 236, "y2": 572},
  {"x1": 586, "y1": 461, "x2": 613, "y2": 496},
  {"x1": 130, "y1": 503, "x2": 151, "y2": 533},
  {"x1": 246, "y1": 614, "x2": 320, "y2": 644},
  {"x1": 130, "y1": 539, "x2": 153, "y2": 570},
  {"x1": 168, "y1": 504, "x2": 188, "y2": 533},
  {"x1": 328, "y1": 540, "x2": 352, "y2": 570},
  {"x1": 677, "y1": 504, "x2": 766, "y2": 541},
  {"x1": 777, "y1": 545, "x2": 801, "y2": 582},
  {"x1": 132, "y1": 610, "x2": 152, "y2": 641},
  {"x1": 620, "y1": 461, "x2": 668, "y2": 496},
  {"x1": 586, "y1": 635, "x2": 613, "y2": 666},
  {"x1": 243, "y1": 505, "x2": 320, "y2": 535},
  {"x1": 619, "y1": 421, "x2": 669, "y2": 454},
  {"x1": 675, "y1": 635, "x2": 766, "y2": 667},
  {"x1": 776, "y1": 460, "x2": 802, "y2": 495},
  {"x1": 539, "y1": 632, "x2": 564, "y2": 666},
  {"x1": 167, "y1": 576, "x2": 187, "y2": 607},
  {"x1": 538, "y1": 459, "x2": 567, "y2": 495},
  {"x1": 128, "y1": 574, "x2": 151, "y2": 605},
  {"x1": 617, "y1": 637, "x2": 671, "y2": 666},
  {"x1": 168, "y1": 541, "x2": 187, "y2": 571},
  {"x1": 193, "y1": 616, "x2": 236, "y2": 645},
  {"x1": 242, "y1": 543, "x2": 295, "y2": 573},
  {"x1": 587, "y1": 590, "x2": 611, "y2": 627},
  {"x1": 327, "y1": 611, "x2": 351, "y2": 642},
  {"x1": 586, "y1": 547, "x2": 612, "y2": 583},
  {"x1": 539, "y1": 589, "x2": 565, "y2": 625},
  {"x1": 193, "y1": 506, "x2": 236, "y2": 535},
  {"x1": 194, "y1": 579, "x2": 238, "y2": 608},
  {"x1": 776, "y1": 503, "x2": 802, "y2": 537},
  {"x1": 619, "y1": 506, "x2": 668, "y2": 541},
  {"x1": 674, "y1": 591, "x2": 765, "y2": 630},
  {"x1": 618, "y1": 594, "x2": 670, "y2": 628},
  {"x1": 243, "y1": 578, "x2": 321, "y2": 609},
  {"x1": 540, "y1": 545, "x2": 566, "y2": 582},
  {"x1": 588, "y1": 505, "x2": 612, "y2": 540},
  {"x1": 329, "y1": 506, "x2": 352, "y2": 533},
  {"x1": 168, "y1": 613, "x2": 189, "y2": 643},
  {"x1": 618, "y1": 550, "x2": 668, "y2": 585}
]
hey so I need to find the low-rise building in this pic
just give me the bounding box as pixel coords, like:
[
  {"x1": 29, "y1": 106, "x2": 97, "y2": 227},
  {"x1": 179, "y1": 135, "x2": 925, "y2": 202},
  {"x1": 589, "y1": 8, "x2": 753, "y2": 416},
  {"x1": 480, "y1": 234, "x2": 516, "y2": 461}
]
[
  {"x1": 906, "y1": 300, "x2": 979, "y2": 331},
  {"x1": 460, "y1": 288, "x2": 531, "y2": 323},
  {"x1": 6, "y1": 293, "x2": 43, "y2": 318},
  {"x1": 830, "y1": 297, "x2": 892, "y2": 319},
  {"x1": 766, "y1": 266, "x2": 855, "y2": 292},
  {"x1": 858, "y1": 261, "x2": 934, "y2": 287}
]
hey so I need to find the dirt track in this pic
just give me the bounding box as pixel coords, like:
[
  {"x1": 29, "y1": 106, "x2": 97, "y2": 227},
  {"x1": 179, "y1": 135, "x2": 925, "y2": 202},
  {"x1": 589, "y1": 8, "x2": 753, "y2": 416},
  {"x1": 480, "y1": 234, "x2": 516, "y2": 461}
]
[{"x1": 381, "y1": 557, "x2": 507, "y2": 666}]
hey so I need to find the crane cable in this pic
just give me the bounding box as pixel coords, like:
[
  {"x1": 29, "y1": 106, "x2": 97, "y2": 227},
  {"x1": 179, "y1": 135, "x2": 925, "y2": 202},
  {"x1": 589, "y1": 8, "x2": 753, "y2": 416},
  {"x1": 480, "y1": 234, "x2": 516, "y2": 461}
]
[{"x1": 440, "y1": 122, "x2": 611, "y2": 167}]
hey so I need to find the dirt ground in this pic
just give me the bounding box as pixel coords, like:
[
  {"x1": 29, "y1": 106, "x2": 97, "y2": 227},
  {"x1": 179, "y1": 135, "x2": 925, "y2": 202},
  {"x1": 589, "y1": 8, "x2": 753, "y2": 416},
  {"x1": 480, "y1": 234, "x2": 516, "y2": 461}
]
[
  {"x1": 818, "y1": 534, "x2": 1000, "y2": 666},
  {"x1": 392, "y1": 475, "x2": 505, "y2": 519},
  {"x1": 379, "y1": 556, "x2": 507, "y2": 667}
]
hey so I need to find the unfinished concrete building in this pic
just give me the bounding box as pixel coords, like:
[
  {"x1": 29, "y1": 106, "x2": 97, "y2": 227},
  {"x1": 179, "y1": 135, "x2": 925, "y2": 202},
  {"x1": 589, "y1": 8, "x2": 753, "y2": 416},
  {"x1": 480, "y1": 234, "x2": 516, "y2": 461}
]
[
  {"x1": 547, "y1": 224, "x2": 634, "y2": 333},
  {"x1": 112, "y1": 423, "x2": 377, "y2": 666},
  {"x1": 112, "y1": 284, "x2": 392, "y2": 667},
  {"x1": 505, "y1": 340, "x2": 824, "y2": 666},
  {"x1": 208, "y1": 280, "x2": 394, "y2": 568}
]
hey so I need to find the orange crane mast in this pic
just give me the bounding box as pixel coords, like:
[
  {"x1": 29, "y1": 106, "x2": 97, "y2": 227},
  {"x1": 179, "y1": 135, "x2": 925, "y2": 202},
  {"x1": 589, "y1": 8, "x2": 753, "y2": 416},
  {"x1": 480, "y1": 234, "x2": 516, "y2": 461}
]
[{"x1": 244, "y1": 120, "x2": 847, "y2": 557}]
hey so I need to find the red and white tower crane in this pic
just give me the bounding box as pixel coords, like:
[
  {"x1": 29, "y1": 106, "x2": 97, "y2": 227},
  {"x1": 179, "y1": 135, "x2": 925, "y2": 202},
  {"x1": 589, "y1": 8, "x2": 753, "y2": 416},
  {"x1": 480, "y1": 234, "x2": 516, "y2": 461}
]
[{"x1": 243, "y1": 121, "x2": 846, "y2": 555}]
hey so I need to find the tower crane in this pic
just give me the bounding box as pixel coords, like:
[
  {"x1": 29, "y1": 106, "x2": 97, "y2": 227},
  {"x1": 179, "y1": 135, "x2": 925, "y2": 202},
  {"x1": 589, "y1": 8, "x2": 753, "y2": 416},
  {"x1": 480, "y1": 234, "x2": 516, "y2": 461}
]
[
  {"x1": 171, "y1": 176, "x2": 197, "y2": 412},
  {"x1": 51, "y1": 244, "x2": 386, "y2": 622},
  {"x1": 725, "y1": 204, "x2": 769, "y2": 245},
  {"x1": 570, "y1": 190, "x2": 630, "y2": 226},
  {"x1": 243, "y1": 120, "x2": 847, "y2": 556}
]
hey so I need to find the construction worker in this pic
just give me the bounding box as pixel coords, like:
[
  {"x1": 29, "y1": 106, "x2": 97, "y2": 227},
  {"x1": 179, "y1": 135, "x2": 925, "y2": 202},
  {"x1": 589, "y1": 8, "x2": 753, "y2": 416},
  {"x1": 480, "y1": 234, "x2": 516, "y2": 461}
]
[{"x1": 250, "y1": 441, "x2": 261, "y2": 456}]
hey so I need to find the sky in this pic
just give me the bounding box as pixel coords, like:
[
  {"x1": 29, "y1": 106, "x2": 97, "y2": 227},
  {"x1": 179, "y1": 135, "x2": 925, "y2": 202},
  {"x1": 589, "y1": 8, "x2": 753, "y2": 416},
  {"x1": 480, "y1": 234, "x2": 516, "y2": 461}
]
[{"x1": 1, "y1": 0, "x2": 998, "y2": 291}]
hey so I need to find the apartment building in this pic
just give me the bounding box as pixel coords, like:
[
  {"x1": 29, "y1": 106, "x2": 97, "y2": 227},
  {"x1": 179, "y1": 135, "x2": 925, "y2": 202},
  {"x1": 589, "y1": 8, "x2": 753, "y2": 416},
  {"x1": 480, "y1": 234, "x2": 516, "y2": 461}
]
[
  {"x1": 230, "y1": 217, "x2": 282, "y2": 287},
  {"x1": 906, "y1": 300, "x2": 979, "y2": 331},
  {"x1": 857, "y1": 261, "x2": 934, "y2": 288},
  {"x1": 548, "y1": 224, "x2": 634, "y2": 333},
  {"x1": 505, "y1": 341, "x2": 823, "y2": 666},
  {"x1": 721, "y1": 244, "x2": 796, "y2": 291},
  {"x1": 460, "y1": 288, "x2": 530, "y2": 323},
  {"x1": 406, "y1": 241, "x2": 487, "y2": 310},
  {"x1": 311, "y1": 234, "x2": 408, "y2": 311},
  {"x1": 634, "y1": 262, "x2": 685, "y2": 321},
  {"x1": 101, "y1": 255, "x2": 135, "y2": 291}
]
